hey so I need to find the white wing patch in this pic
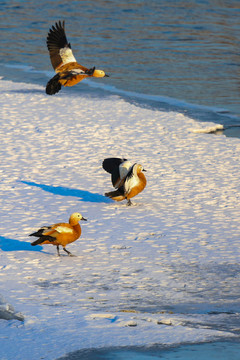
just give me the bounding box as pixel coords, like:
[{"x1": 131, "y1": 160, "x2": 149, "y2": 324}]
[
  {"x1": 71, "y1": 69, "x2": 86, "y2": 75},
  {"x1": 59, "y1": 47, "x2": 77, "y2": 65},
  {"x1": 54, "y1": 226, "x2": 74, "y2": 234},
  {"x1": 119, "y1": 161, "x2": 132, "y2": 180}
]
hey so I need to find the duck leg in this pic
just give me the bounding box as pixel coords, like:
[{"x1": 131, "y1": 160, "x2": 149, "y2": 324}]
[
  {"x1": 56, "y1": 245, "x2": 60, "y2": 256},
  {"x1": 127, "y1": 199, "x2": 132, "y2": 206},
  {"x1": 63, "y1": 247, "x2": 74, "y2": 256}
]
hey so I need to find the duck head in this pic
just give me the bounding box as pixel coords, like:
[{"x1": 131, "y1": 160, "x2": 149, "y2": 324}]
[
  {"x1": 136, "y1": 164, "x2": 146, "y2": 174},
  {"x1": 93, "y1": 69, "x2": 109, "y2": 78},
  {"x1": 69, "y1": 212, "x2": 87, "y2": 225}
]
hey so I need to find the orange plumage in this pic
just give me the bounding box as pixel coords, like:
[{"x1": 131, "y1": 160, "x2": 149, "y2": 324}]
[
  {"x1": 45, "y1": 21, "x2": 109, "y2": 95},
  {"x1": 30, "y1": 212, "x2": 87, "y2": 256},
  {"x1": 102, "y1": 158, "x2": 147, "y2": 205}
]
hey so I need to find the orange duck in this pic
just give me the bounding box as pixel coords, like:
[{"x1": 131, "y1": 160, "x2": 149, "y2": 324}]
[
  {"x1": 102, "y1": 158, "x2": 147, "y2": 205},
  {"x1": 46, "y1": 21, "x2": 109, "y2": 95},
  {"x1": 30, "y1": 212, "x2": 87, "y2": 256}
]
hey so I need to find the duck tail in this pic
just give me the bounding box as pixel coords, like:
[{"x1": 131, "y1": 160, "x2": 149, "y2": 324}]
[
  {"x1": 31, "y1": 234, "x2": 55, "y2": 245},
  {"x1": 46, "y1": 74, "x2": 62, "y2": 95},
  {"x1": 105, "y1": 190, "x2": 125, "y2": 201},
  {"x1": 31, "y1": 238, "x2": 44, "y2": 246},
  {"x1": 29, "y1": 226, "x2": 50, "y2": 238}
]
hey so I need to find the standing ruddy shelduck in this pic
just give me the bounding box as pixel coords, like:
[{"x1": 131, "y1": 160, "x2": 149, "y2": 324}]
[
  {"x1": 102, "y1": 158, "x2": 147, "y2": 206},
  {"x1": 46, "y1": 20, "x2": 109, "y2": 95},
  {"x1": 30, "y1": 212, "x2": 87, "y2": 256}
]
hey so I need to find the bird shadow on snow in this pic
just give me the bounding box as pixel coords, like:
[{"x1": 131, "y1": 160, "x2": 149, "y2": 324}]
[
  {"x1": 7, "y1": 89, "x2": 44, "y2": 94},
  {"x1": 0, "y1": 236, "x2": 43, "y2": 252},
  {"x1": 21, "y1": 180, "x2": 112, "y2": 203}
]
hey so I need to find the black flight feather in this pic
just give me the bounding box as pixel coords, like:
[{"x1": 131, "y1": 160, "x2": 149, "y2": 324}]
[
  {"x1": 102, "y1": 158, "x2": 127, "y2": 174},
  {"x1": 102, "y1": 158, "x2": 128, "y2": 188},
  {"x1": 29, "y1": 226, "x2": 51, "y2": 237},
  {"x1": 31, "y1": 235, "x2": 56, "y2": 246},
  {"x1": 47, "y1": 21, "x2": 69, "y2": 52},
  {"x1": 46, "y1": 73, "x2": 61, "y2": 95}
]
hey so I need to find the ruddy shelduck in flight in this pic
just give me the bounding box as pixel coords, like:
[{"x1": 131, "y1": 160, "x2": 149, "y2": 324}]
[
  {"x1": 102, "y1": 158, "x2": 147, "y2": 206},
  {"x1": 30, "y1": 212, "x2": 87, "y2": 256},
  {"x1": 46, "y1": 21, "x2": 109, "y2": 95}
]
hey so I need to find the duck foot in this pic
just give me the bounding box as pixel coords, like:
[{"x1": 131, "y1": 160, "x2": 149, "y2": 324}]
[{"x1": 127, "y1": 199, "x2": 132, "y2": 206}]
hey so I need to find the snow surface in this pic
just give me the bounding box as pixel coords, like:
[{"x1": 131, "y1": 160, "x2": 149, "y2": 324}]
[{"x1": 0, "y1": 79, "x2": 240, "y2": 359}]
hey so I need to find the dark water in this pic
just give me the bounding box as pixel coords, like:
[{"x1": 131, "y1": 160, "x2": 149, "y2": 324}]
[
  {"x1": 0, "y1": 0, "x2": 240, "y2": 138},
  {"x1": 57, "y1": 341, "x2": 240, "y2": 360},
  {"x1": 0, "y1": 0, "x2": 239, "y2": 118}
]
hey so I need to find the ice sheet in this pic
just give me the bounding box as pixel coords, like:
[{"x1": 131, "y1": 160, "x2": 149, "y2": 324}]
[{"x1": 0, "y1": 79, "x2": 239, "y2": 360}]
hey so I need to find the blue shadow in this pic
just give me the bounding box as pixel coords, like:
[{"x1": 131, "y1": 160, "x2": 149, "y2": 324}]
[
  {"x1": 0, "y1": 236, "x2": 43, "y2": 252},
  {"x1": 21, "y1": 181, "x2": 112, "y2": 203}
]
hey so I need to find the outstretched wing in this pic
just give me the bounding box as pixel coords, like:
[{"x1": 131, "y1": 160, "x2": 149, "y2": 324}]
[
  {"x1": 47, "y1": 21, "x2": 77, "y2": 70},
  {"x1": 119, "y1": 161, "x2": 132, "y2": 181},
  {"x1": 102, "y1": 158, "x2": 132, "y2": 188},
  {"x1": 102, "y1": 158, "x2": 127, "y2": 174}
]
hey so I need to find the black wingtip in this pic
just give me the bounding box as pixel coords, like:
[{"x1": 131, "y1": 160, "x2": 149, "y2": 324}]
[
  {"x1": 102, "y1": 158, "x2": 128, "y2": 173},
  {"x1": 31, "y1": 238, "x2": 43, "y2": 246},
  {"x1": 55, "y1": 20, "x2": 65, "y2": 30},
  {"x1": 47, "y1": 20, "x2": 68, "y2": 52},
  {"x1": 46, "y1": 74, "x2": 62, "y2": 95}
]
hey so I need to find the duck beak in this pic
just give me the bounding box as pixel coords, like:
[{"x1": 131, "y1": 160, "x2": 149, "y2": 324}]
[
  {"x1": 142, "y1": 169, "x2": 147, "y2": 172},
  {"x1": 81, "y1": 217, "x2": 87, "y2": 221},
  {"x1": 104, "y1": 74, "x2": 109, "y2": 77}
]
